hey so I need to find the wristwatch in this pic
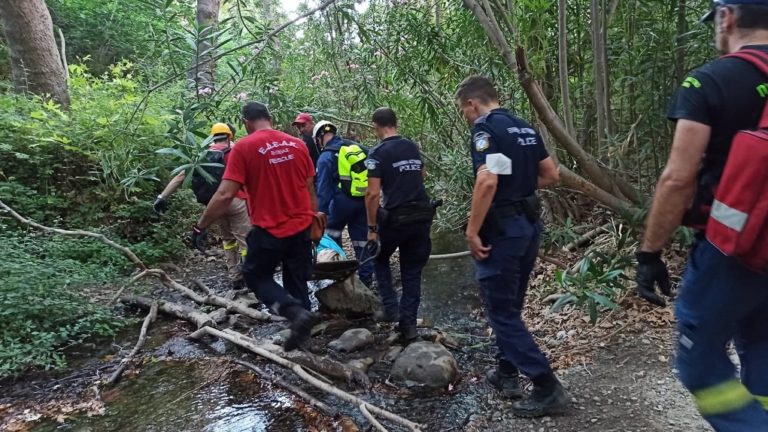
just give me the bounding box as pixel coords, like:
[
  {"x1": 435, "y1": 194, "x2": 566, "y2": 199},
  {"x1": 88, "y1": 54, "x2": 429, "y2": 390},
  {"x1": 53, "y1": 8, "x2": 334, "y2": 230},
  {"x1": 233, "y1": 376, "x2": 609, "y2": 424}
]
[{"x1": 368, "y1": 225, "x2": 378, "y2": 233}]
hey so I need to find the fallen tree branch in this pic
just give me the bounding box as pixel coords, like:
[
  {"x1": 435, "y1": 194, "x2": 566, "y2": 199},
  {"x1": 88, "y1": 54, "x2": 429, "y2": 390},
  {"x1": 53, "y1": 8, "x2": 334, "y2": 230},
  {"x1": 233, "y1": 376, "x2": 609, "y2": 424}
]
[
  {"x1": 190, "y1": 326, "x2": 423, "y2": 432},
  {"x1": 190, "y1": 279, "x2": 276, "y2": 321},
  {"x1": 231, "y1": 359, "x2": 338, "y2": 418},
  {"x1": 360, "y1": 403, "x2": 389, "y2": 432},
  {"x1": 562, "y1": 222, "x2": 612, "y2": 252},
  {"x1": 121, "y1": 295, "x2": 216, "y2": 329},
  {"x1": 109, "y1": 270, "x2": 151, "y2": 306},
  {"x1": 106, "y1": 301, "x2": 158, "y2": 386}
]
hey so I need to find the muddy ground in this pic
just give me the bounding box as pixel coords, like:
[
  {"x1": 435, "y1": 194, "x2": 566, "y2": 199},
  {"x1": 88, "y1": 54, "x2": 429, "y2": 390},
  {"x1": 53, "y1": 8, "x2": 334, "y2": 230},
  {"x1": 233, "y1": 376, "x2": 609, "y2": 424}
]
[{"x1": 0, "y1": 246, "x2": 712, "y2": 432}]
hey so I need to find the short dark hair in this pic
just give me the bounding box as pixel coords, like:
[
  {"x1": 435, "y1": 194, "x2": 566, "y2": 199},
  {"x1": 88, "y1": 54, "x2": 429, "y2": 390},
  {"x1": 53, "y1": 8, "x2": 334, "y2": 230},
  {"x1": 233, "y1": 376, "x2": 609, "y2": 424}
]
[
  {"x1": 733, "y1": 5, "x2": 768, "y2": 30},
  {"x1": 242, "y1": 102, "x2": 271, "y2": 121},
  {"x1": 455, "y1": 75, "x2": 499, "y2": 105},
  {"x1": 372, "y1": 107, "x2": 398, "y2": 128}
]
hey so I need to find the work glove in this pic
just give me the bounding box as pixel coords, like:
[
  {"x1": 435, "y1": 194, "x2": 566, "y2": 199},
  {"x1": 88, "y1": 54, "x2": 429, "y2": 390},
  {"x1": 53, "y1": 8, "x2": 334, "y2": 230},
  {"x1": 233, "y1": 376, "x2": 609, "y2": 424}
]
[
  {"x1": 634, "y1": 251, "x2": 673, "y2": 307},
  {"x1": 153, "y1": 196, "x2": 169, "y2": 214},
  {"x1": 190, "y1": 225, "x2": 208, "y2": 252}
]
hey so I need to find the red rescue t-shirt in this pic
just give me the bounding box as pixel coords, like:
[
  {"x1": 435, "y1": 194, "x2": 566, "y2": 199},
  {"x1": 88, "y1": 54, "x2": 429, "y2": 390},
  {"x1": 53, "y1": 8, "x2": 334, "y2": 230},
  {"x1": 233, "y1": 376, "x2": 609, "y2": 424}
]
[
  {"x1": 211, "y1": 142, "x2": 249, "y2": 201},
  {"x1": 223, "y1": 129, "x2": 315, "y2": 238}
]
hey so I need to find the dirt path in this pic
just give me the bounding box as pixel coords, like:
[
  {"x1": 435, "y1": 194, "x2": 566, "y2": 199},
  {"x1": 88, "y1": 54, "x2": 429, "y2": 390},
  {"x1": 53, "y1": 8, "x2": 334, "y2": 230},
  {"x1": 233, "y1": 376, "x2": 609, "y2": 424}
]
[{"x1": 461, "y1": 327, "x2": 711, "y2": 432}]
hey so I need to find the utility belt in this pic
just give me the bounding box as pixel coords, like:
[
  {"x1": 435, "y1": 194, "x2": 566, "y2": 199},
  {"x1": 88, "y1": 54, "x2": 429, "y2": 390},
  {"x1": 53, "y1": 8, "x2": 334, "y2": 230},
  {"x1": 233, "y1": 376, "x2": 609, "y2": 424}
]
[
  {"x1": 378, "y1": 199, "x2": 442, "y2": 227},
  {"x1": 478, "y1": 195, "x2": 541, "y2": 243}
]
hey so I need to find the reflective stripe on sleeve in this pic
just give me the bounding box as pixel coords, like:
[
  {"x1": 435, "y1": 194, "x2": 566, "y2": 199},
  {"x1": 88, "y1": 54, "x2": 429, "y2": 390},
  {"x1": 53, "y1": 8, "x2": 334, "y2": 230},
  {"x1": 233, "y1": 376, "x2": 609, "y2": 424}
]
[
  {"x1": 693, "y1": 380, "x2": 754, "y2": 415},
  {"x1": 325, "y1": 229, "x2": 343, "y2": 238},
  {"x1": 756, "y1": 395, "x2": 768, "y2": 410},
  {"x1": 711, "y1": 200, "x2": 748, "y2": 232},
  {"x1": 351, "y1": 240, "x2": 368, "y2": 248}
]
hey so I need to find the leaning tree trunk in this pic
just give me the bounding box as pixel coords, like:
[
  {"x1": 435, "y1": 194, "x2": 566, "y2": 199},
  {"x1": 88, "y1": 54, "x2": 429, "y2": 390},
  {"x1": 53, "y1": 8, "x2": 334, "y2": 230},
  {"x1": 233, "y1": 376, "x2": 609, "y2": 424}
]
[
  {"x1": 190, "y1": 0, "x2": 221, "y2": 94},
  {"x1": 0, "y1": 0, "x2": 70, "y2": 108}
]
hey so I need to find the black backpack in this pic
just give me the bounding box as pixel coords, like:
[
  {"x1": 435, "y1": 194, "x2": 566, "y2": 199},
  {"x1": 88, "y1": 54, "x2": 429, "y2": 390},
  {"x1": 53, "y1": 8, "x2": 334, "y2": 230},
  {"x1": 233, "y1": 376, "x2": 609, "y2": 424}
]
[{"x1": 190, "y1": 147, "x2": 230, "y2": 205}]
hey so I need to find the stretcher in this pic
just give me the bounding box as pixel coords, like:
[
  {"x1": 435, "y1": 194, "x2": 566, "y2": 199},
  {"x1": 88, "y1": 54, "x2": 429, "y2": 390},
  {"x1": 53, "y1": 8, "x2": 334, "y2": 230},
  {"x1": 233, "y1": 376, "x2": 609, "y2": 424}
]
[{"x1": 309, "y1": 239, "x2": 379, "y2": 281}]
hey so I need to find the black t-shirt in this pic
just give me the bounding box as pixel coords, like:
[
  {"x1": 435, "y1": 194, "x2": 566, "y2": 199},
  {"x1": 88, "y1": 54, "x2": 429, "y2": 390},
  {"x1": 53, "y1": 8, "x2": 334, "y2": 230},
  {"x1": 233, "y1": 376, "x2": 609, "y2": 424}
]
[
  {"x1": 668, "y1": 45, "x2": 768, "y2": 226},
  {"x1": 302, "y1": 133, "x2": 320, "y2": 167},
  {"x1": 366, "y1": 135, "x2": 429, "y2": 210},
  {"x1": 469, "y1": 108, "x2": 548, "y2": 204}
]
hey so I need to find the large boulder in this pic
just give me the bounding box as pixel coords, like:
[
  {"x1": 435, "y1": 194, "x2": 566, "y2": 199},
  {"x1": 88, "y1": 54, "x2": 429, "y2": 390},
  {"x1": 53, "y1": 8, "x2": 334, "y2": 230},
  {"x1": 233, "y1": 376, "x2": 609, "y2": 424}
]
[
  {"x1": 315, "y1": 275, "x2": 380, "y2": 316},
  {"x1": 391, "y1": 341, "x2": 459, "y2": 389},
  {"x1": 328, "y1": 328, "x2": 375, "y2": 353}
]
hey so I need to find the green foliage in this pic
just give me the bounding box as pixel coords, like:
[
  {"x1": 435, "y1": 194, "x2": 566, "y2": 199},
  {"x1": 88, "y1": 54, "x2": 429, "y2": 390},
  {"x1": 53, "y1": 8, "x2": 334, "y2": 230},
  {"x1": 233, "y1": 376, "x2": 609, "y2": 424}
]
[
  {"x1": 551, "y1": 251, "x2": 633, "y2": 324},
  {"x1": 0, "y1": 233, "x2": 125, "y2": 377},
  {"x1": 551, "y1": 223, "x2": 635, "y2": 324}
]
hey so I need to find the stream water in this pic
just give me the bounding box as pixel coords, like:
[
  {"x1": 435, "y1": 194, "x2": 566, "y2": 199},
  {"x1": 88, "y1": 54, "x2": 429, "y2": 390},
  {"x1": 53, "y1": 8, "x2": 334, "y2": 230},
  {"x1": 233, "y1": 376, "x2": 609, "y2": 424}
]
[{"x1": 32, "y1": 233, "x2": 486, "y2": 432}]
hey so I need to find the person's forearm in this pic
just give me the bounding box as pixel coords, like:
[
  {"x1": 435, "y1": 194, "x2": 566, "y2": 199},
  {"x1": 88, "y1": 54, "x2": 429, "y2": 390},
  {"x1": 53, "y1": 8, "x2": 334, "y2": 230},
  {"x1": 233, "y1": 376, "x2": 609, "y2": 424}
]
[
  {"x1": 466, "y1": 178, "x2": 496, "y2": 237},
  {"x1": 641, "y1": 177, "x2": 695, "y2": 252},
  {"x1": 197, "y1": 190, "x2": 234, "y2": 229},
  {"x1": 160, "y1": 173, "x2": 185, "y2": 198},
  {"x1": 365, "y1": 192, "x2": 380, "y2": 227}
]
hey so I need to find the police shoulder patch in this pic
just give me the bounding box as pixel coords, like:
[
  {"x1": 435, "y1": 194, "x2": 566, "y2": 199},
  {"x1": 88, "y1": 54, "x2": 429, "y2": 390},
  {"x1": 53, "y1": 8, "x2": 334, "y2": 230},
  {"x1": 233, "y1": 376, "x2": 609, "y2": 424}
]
[
  {"x1": 364, "y1": 158, "x2": 379, "y2": 170},
  {"x1": 473, "y1": 132, "x2": 491, "y2": 152}
]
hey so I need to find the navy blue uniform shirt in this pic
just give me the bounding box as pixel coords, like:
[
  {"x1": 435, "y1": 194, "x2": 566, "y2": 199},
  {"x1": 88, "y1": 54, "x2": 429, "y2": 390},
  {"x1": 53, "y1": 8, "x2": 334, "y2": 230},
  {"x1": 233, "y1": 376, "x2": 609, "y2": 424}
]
[
  {"x1": 469, "y1": 108, "x2": 548, "y2": 204},
  {"x1": 366, "y1": 135, "x2": 429, "y2": 210},
  {"x1": 667, "y1": 45, "x2": 768, "y2": 226}
]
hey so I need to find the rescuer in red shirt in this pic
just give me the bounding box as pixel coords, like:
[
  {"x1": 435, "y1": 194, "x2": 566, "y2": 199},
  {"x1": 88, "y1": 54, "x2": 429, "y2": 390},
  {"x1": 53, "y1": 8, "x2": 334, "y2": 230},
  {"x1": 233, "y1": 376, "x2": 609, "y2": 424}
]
[{"x1": 193, "y1": 102, "x2": 318, "y2": 351}]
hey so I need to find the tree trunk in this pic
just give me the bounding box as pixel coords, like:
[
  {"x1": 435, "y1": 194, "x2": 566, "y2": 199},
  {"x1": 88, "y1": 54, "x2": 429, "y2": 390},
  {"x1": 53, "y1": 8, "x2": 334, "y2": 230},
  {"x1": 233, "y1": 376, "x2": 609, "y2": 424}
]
[
  {"x1": 558, "y1": 0, "x2": 576, "y2": 137},
  {"x1": 590, "y1": 0, "x2": 608, "y2": 146},
  {"x1": 674, "y1": 0, "x2": 687, "y2": 83},
  {"x1": 190, "y1": 0, "x2": 220, "y2": 93},
  {"x1": 462, "y1": 0, "x2": 641, "y2": 210},
  {"x1": 0, "y1": 0, "x2": 70, "y2": 107}
]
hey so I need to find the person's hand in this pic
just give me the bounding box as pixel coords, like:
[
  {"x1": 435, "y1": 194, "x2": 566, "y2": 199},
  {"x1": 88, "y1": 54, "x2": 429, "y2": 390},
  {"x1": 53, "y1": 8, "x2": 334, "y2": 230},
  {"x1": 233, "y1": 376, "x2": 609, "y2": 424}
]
[
  {"x1": 190, "y1": 225, "x2": 208, "y2": 251},
  {"x1": 635, "y1": 251, "x2": 673, "y2": 306},
  {"x1": 367, "y1": 231, "x2": 378, "y2": 243},
  {"x1": 467, "y1": 233, "x2": 491, "y2": 260},
  {"x1": 153, "y1": 196, "x2": 169, "y2": 214}
]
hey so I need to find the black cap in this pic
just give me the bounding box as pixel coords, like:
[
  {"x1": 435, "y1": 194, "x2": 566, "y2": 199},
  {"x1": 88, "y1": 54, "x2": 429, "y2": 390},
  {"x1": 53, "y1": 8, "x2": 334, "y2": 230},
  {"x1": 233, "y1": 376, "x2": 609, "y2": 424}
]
[
  {"x1": 702, "y1": 0, "x2": 768, "y2": 22},
  {"x1": 241, "y1": 102, "x2": 271, "y2": 121}
]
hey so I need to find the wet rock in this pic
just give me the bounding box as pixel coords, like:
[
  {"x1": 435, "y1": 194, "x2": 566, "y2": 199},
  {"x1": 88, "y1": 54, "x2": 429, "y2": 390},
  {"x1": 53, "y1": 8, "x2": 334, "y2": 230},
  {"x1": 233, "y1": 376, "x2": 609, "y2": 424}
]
[
  {"x1": 391, "y1": 341, "x2": 459, "y2": 389},
  {"x1": 382, "y1": 346, "x2": 403, "y2": 363},
  {"x1": 328, "y1": 328, "x2": 374, "y2": 353},
  {"x1": 315, "y1": 275, "x2": 380, "y2": 316},
  {"x1": 347, "y1": 357, "x2": 375, "y2": 373}
]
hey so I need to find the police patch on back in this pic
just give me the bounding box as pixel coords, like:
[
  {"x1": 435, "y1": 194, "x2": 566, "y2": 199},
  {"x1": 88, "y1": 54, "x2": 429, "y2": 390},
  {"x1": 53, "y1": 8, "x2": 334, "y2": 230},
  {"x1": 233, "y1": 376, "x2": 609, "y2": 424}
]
[
  {"x1": 365, "y1": 158, "x2": 379, "y2": 170},
  {"x1": 474, "y1": 131, "x2": 491, "y2": 152}
]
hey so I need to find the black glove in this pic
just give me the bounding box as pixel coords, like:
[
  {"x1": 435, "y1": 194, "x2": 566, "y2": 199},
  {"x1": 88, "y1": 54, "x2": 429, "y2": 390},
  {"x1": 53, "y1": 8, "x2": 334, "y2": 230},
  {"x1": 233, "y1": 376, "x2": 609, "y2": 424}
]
[
  {"x1": 635, "y1": 251, "x2": 673, "y2": 307},
  {"x1": 153, "y1": 196, "x2": 169, "y2": 214},
  {"x1": 190, "y1": 225, "x2": 208, "y2": 252}
]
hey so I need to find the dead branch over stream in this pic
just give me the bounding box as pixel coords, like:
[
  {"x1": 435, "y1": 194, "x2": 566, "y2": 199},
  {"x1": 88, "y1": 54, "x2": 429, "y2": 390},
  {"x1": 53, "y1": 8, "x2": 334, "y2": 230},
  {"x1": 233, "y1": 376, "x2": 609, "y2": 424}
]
[{"x1": 106, "y1": 301, "x2": 157, "y2": 386}]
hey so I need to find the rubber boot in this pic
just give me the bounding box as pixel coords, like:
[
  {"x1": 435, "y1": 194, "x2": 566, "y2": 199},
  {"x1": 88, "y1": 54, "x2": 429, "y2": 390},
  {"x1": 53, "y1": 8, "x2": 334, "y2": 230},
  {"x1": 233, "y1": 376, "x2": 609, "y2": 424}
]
[
  {"x1": 399, "y1": 323, "x2": 418, "y2": 342},
  {"x1": 283, "y1": 306, "x2": 317, "y2": 352}
]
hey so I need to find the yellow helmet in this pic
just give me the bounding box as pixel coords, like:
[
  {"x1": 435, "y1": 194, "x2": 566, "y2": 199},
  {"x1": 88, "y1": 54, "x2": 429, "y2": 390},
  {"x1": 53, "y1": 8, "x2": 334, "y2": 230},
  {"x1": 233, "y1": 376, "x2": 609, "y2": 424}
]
[{"x1": 210, "y1": 122, "x2": 233, "y2": 139}]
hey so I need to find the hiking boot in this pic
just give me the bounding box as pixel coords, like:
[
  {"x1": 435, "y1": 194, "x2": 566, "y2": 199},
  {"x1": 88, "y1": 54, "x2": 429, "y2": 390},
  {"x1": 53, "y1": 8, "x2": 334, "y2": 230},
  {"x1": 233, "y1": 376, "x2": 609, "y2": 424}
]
[
  {"x1": 283, "y1": 308, "x2": 317, "y2": 352},
  {"x1": 511, "y1": 381, "x2": 570, "y2": 417},
  {"x1": 399, "y1": 323, "x2": 419, "y2": 342},
  {"x1": 486, "y1": 368, "x2": 523, "y2": 399},
  {"x1": 374, "y1": 309, "x2": 400, "y2": 323}
]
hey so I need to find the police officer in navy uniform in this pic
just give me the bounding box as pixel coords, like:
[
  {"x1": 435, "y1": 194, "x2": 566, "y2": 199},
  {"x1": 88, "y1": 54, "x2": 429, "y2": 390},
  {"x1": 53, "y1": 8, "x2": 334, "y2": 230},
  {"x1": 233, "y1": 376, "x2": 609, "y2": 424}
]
[
  {"x1": 365, "y1": 107, "x2": 432, "y2": 341},
  {"x1": 456, "y1": 76, "x2": 567, "y2": 417}
]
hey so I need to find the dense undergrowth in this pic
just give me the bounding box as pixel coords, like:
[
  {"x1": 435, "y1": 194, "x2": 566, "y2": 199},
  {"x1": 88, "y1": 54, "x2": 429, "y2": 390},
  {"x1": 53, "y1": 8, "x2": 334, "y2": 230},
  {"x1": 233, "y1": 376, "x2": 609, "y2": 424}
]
[{"x1": 0, "y1": 63, "x2": 202, "y2": 377}]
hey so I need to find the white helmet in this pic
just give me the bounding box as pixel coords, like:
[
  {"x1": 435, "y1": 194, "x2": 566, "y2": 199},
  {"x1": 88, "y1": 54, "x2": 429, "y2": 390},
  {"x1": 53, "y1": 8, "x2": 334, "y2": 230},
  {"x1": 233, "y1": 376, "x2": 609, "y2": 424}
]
[{"x1": 312, "y1": 120, "x2": 337, "y2": 140}]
